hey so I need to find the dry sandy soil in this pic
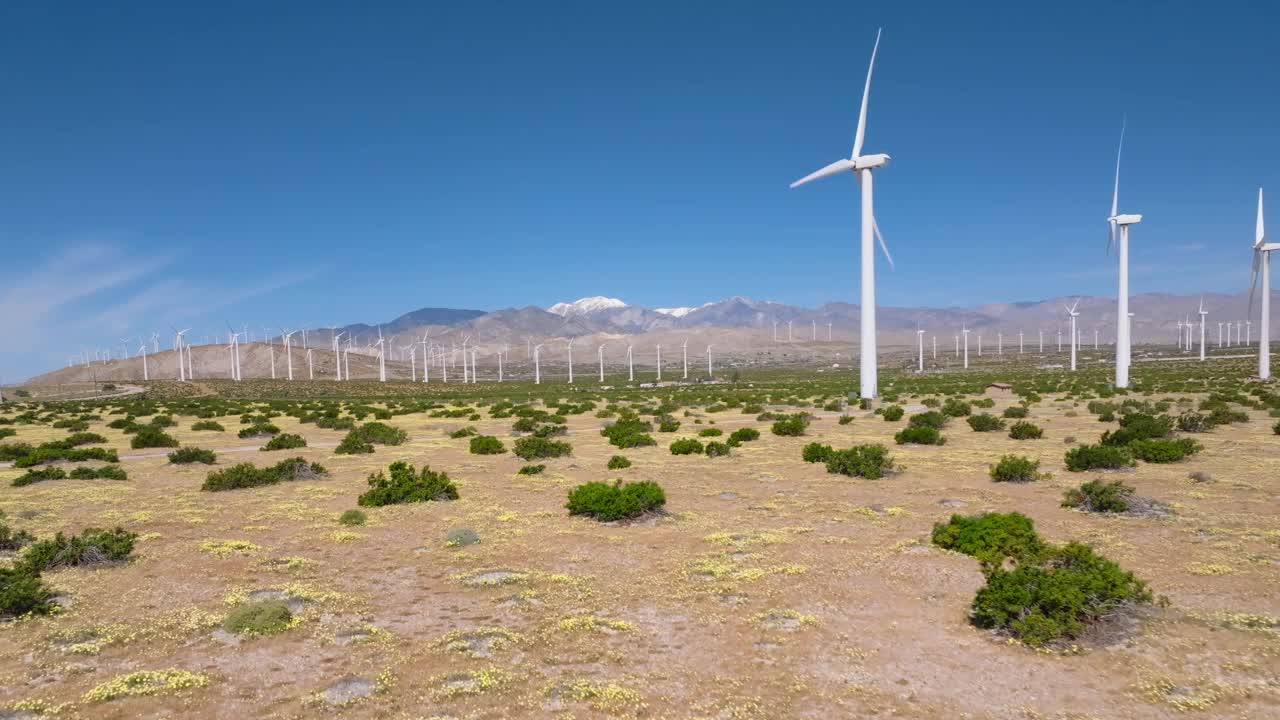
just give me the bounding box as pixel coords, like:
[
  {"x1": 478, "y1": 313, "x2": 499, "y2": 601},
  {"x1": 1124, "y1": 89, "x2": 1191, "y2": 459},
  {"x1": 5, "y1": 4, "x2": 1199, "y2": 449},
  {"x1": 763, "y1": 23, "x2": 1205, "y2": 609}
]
[{"x1": 1, "y1": 394, "x2": 1278, "y2": 719}]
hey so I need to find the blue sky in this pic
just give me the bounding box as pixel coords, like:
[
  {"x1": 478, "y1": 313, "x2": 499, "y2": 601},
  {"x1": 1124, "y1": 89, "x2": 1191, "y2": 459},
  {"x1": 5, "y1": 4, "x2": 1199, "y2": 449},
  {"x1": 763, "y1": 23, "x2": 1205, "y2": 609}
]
[{"x1": 2, "y1": 1, "x2": 1277, "y2": 379}]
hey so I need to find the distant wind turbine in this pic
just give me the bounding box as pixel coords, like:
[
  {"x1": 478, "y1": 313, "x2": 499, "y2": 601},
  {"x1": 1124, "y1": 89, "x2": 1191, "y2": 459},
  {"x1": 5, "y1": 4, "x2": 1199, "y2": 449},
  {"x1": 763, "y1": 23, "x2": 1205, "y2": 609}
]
[
  {"x1": 1066, "y1": 299, "x2": 1080, "y2": 371},
  {"x1": 1198, "y1": 297, "x2": 1208, "y2": 362},
  {"x1": 1251, "y1": 188, "x2": 1277, "y2": 379},
  {"x1": 1107, "y1": 118, "x2": 1142, "y2": 389}
]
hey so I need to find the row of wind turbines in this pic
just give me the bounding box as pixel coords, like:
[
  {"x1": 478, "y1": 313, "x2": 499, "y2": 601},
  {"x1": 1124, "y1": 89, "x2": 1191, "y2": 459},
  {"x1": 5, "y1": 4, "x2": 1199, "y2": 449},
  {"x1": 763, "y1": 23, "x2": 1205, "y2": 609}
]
[{"x1": 790, "y1": 28, "x2": 1277, "y2": 399}]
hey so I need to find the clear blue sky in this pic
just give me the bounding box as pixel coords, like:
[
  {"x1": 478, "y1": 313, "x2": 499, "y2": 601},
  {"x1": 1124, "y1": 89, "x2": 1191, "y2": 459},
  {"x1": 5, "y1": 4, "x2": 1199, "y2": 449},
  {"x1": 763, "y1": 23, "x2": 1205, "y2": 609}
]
[{"x1": 2, "y1": 0, "x2": 1277, "y2": 379}]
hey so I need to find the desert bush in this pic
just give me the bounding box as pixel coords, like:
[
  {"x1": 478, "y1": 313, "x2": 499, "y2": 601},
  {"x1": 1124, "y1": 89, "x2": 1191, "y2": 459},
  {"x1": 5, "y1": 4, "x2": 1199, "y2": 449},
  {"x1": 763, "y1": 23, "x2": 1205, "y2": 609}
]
[
  {"x1": 238, "y1": 423, "x2": 280, "y2": 439},
  {"x1": 895, "y1": 425, "x2": 945, "y2": 445},
  {"x1": 0, "y1": 513, "x2": 35, "y2": 551},
  {"x1": 908, "y1": 411, "x2": 947, "y2": 429},
  {"x1": 0, "y1": 567, "x2": 56, "y2": 618},
  {"x1": 130, "y1": 426, "x2": 179, "y2": 449},
  {"x1": 469, "y1": 435, "x2": 506, "y2": 455},
  {"x1": 728, "y1": 427, "x2": 760, "y2": 446},
  {"x1": 1002, "y1": 405, "x2": 1029, "y2": 419},
  {"x1": 191, "y1": 420, "x2": 225, "y2": 432},
  {"x1": 669, "y1": 438, "x2": 704, "y2": 455},
  {"x1": 68, "y1": 466, "x2": 127, "y2": 481},
  {"x1": 932, "y1": 512, "x2": 1047, "y2": 567},
  {"x1": 1061, "y1": 479, "x2": 1133, "y2": 513},
  {"x1": 12, "y1": 445, "x2": 119, "y2": 468},
  {"x1": 880, "y1": 405, "x2": 904, "y2": 421},
  {"x1": 315, "y1": 415, "x2": 356, "y2": 430},
  {"x1": 838, "y1": 415, "x2": 854, "y2": 425},
  {"x1": 12, "y1": 466, "x2": 68, "y2": 487},
  {"x1": 1274, "y1": 419, "x2": 1280, "y2": 435},
  {"x1": 770, "y1": 414, "x2": 809, "y2": 436},
  {"x1": 1008, "y1": 421, "x2": 1044, "y2": 440},
  {"x1": 989, "y1": 455, "x2": 1042, "y2": 483},
  {"x1": 353, "y1": 422, "x2": 408, "y2": 445},
  {"x1": 1064, "y1": 443, "x2": 1134, "y2": 472},
  {"x1": 971, "y1": 542, "x2": 1150, "y2": 646},
  {"x1": 942, "y1": 399, "x2": 972, "y2": 417},
  {"x1": 261, "y1": 433, "x2": 306, "y2": 451},
  {"x1": 168, "y1": 447, "x2": 217, "y2": 465},
  {"x1": 513, "y1": 436, "x2": 572, "y2": 460},
  {"x1": 0, "y1": 428, "x2": 13, "y2": 440},
  {"x1": 607, "y1": 455, "x2": 632, "y2": 470},
  {"x1": 517, "y1": 464, "x2": 546, "y2": 476},
  {"x1": 801, "y1": 442, "x2": 833, "y2": 463},
  {"x1": 1128, "y1": 437, "x2": 1201, "y2": 463},
  {"x1": 64, "y1": 432, "x2": 107, "y2": 446},
  {"x1": 1176, "y1": 412, "x2": 1213, "y2": 433},
  {"x1": 824, "y1": 444, "x2": 894, "y2": 479},
  {"x1": 449, "y1": 426, "x2": 477, "y2": 439},
  {"x1": 1207, "y1": 406, "x2": 1249, "y2": 425},
  {"x1": 566, "y1": 480, "x2": 666, "y2": 521},
  {"x1": 967, "y1": 414, "x2": 1006, "y2": 432},
  {"x1": 0, "y1": 442, "x2": 34, "y2": 462},
  {"x1": 224, "y1": 600, "x2": 293, "y2": 636},
  {"x1": 19, "y1": 527, "x2": 138, "y2": 573},
  {"x1": 705, "y1": 441, "x2": 731, "y2": 457},
  {"x1": 1101, "y1": 412, "x2": 1173, "y2": 446},
  {"x1": 338, "y1": 509, "x2": 367, "y2": 526},
  {"x1": 657, "y1": 416, "x2": 681, "y2": 432},
  {"x1": 698, "y1": 428, "x2": 723, "y2": 437},
  {"x1": 201, "y1": 457, "x2": 327, "y2": 491},
  {"x1": 358, "y1": 461, "x2": 458, "y2": 506},
  {"x1": 334, "y1": 433, "x2": 374, "y2": 455}
]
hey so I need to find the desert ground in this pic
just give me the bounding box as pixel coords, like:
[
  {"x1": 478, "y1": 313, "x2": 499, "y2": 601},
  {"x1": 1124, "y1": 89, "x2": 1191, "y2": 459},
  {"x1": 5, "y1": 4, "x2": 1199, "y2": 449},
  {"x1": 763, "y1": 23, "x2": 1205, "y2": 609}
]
[{"x1": 1, "y1": 363, "x2": 1278, "y2": 719}]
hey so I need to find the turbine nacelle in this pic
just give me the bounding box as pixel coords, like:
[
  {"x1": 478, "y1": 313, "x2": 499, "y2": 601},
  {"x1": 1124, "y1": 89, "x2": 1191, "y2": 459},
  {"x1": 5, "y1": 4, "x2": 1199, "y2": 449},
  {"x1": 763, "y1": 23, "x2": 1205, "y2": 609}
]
[
  {"x1": 853, "y1": 153, "x2": 891, "y2": 170},
  {"x1": 1109, "y1": 213, "x2": 1142, "y2": 226}
]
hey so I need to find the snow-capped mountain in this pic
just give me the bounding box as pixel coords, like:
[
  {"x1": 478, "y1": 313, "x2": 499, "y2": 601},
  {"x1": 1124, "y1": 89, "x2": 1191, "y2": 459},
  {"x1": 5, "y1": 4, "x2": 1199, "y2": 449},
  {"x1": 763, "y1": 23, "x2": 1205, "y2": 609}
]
[
  {"x1": 655, "y1": 307, "x2": 694, "y2": 318},
  {"x1": 547, "y1": 296, "x2": 628, "y2": 317}
]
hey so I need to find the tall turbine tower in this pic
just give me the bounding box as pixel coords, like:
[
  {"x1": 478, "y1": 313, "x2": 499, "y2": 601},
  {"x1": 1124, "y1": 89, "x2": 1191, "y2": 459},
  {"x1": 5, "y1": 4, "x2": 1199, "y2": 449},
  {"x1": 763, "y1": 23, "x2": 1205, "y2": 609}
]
[
  {"x1": 790, "y1": 29, "x2": 894, "y2": 400},
  {"x1": 1107, "y1": 120, "x2": 1142, "y2": 388},
  {"x1": 1251, "y1": 188, "x2": 1277, "y2": 379},
  {"x1": 1198, "y1": 297, "x2": 1208, "y2": 362},
  {"x1": 1066, "y1": 299, "x2": 1080, "y2": 371}
]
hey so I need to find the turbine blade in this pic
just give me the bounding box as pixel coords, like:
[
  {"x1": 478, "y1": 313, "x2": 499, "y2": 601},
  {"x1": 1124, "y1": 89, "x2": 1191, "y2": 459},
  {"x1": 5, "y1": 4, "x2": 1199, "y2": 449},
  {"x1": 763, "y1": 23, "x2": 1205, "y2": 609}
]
[
  {"x1": 851, "y1": 28, "x2": 882, "y2": 160},
  {"x1": 873, "y1": 216, "x2": 894, "y2": 270},
  {"x1": 1249, "y1": 250, "x2": 1261, "y2": 315},
  {"x1": 1111, "y1": 117, "x2": 1124, "y2": 220},
  {"x1": 1107, "y1": 221, "x2": 1115, "y2": 255},
  {"x1": 1258, "y1": 187, "x2": 1266, "y2": 247},
  {"x1": 789, "y1": 158, "x2": 855, "y2": 188}
]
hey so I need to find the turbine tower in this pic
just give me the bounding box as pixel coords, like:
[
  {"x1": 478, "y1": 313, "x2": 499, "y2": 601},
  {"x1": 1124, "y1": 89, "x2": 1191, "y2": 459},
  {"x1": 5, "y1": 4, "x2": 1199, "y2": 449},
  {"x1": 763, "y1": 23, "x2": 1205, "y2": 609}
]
[
  {"x1": 1066, "y1": 299, "x2": 1080, "y2": 371},
  {"x1": 790, "y1": 29, "x2": 893, "y2": 400},
  {"x1": 1251, "y1": 188, "x2": 1277, "y2": 379},
  {"x1": 1198, "y1": 297, "x2": 1208, "y2": 362},
  {"x1": 1107, "y1": 119, "x2": 1141, "y2": 388}
]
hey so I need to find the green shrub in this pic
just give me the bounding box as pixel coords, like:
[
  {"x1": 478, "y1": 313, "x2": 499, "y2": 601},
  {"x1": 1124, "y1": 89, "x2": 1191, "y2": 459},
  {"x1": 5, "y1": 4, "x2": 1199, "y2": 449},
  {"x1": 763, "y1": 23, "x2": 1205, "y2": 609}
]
[
  {"x1": 657, "y1": 416, "x2": 681, "y2": 432},
  {"x1": 908, "y1": 411, "x2": 946, "y2": 429},
  {"x1": 971, "y1": 542, "x2": 1150, "y2": 646},
  {"x1": 0, "y1": 442, "x2": 34, "y2": 462},
  {"x1": 12, "y1": 445, "x2": 119, "y2": 468},
  {"x1": 669, "y1": 438, "x2": 704, "y2": 455},
  {"x1": 149, "y1": 414, "x2": 176, "y2": 427},
  {"x1": 517, "y1": 464, "x2": 546, "y2": 476},
  {"x1": 513, "y1": 436, "x2": 572, "y2": 460},
  {"x1": 358, "y1": 461, "x2": 458, "y2": 507},
  {"x1": 0, "y1": 513, "x2": 35, "y2": 551},
  {"x1": 67, "y1": 466, "x2": 127, "y2": 481},
  {"x1": 1002, "y1": 405, "x2": 1029, "y2": 419},
  {"x1": 1128, "y1": 437, "x2": 1201, "y2": 463},
  {"x1": 727, "y1": 427, "x2": 760, "y2": 446},
  {"x1": 201, "y1": 457, "x2": 327, "y2": 491},
  {"x1": 352, "y1": 422, "x2": 408, "y2": 445},
  {"x1": 881, "y1": 405, "x2": 904, "y2": 421},
  {"x1": 129, "y1": 425, "x2": 179, "y2": 449},
  {"x1": 224, "y1": 600, "x2": 293, "y2": 636},
  {"x1": 261, "y1": 433, "x2": 306, "y2": 451},
  {"x1": 168, "y1": 447, "x2": 217, "y2": 465},
  {"x1": 338, "y1": 509, "x2": 367, "y2": 526},
  {"x1": 801, "y1": 442, "x2": 833, "y2": 463},
  {"x1": 704, "y1": 441, "x2": 731, "y2": 457},
  {"x1": 942, "y1": 399, "x2": 972, "y2": 417},
  {"x1": 697, "y1": 428, "x2": 722, "y2": 437},
  {"x1": 838, "y1": 415, "x2": 854, "y2": 425},
  {"x1": 967, "y1": 414, "x2": 1006, "y2": 432},
  {"x1": 64, "y1": 432, "x2": 107, "y2": 446},
  {"x1": 449, "y1": 426, "x2": 478, "y2": 439},
  {"x1": 1064, "y1": 443, "x2": 1134, "y2": 472},
  {"x1": 931, "y1": 512, "x2": 1047, "y2": 568},
  {"x1": 334, "y1": 433, "x2": 374, "y2": 455},
  {"x1": 469, "y1": 435, "x2": 506, "y2": 455},
  {"x1": 238, "y1": 423, "x2": 280, "y2": 439},
  {"x1": 825, "y1": 444, "x2": 894, "y2": 479},
  {"x1": 770, "y1": 414, "x2": 809, "y2": 436},
  {"x1": 607, "y1": 455, "x2": 631, "y2": 470},
  {"x1": 895, "y1": 425, "x2": 945, "y2": 445},
  {"x1": 1207, "y1": 406, "x2": 1249, "y2": 425},
  {"x1": 19, "y1": 527, "x2": 138, "y2": 573},
  {"x1": 191, "y1": 420, "x2": 225, "y2": 432},
  {"x1": 1175, "y1": 412, "x2": 1212, "y2": 433},
  {"x1": 0, "y1": 567, "x2": 56, "y2": 618},
  {"x1": 12, "y1": 466, "x2": 68, "y2": 487},
  {"x1": 989, "y1": 455, "x2": 1042, "y2": 483},
  {"x1": 1062, "y1": 479, "x2": 1133, "y2": 513},
  {"x1": 1274, "y1": 420, "x2": 1280, "y2": 435},
  {"x1": 315, "y1": 415, "x2": 356, "y2": 430},
  {"x1": 566, "y1": 480, "x2": 666, "y2": 521},
  {"x1": 1008, "y1": 421, "x2": 1044, "y2": 440}
]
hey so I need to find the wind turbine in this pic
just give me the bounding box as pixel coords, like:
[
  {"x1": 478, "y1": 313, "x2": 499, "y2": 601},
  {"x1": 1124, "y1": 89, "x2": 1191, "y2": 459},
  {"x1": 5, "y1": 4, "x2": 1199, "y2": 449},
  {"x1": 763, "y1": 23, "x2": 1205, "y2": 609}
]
[
  {"x1": 567, "y1": 338, "x2": 574, "y2": 384},
  {"x1": 139, "y1": 343, "x2": 149, "y2": 381},
  {"x1": 789, "y1": 28, "x2": 894, "y2": 399},
  {"x1": 627, "y1": 344, "x2": 634, "y2": 382},
  {"x1": 787, "y1": 320, "x2": 793, "y2": 342},
  {"x1": 1198, "y1": 297, "x2": 1208, "y2": 361},
  {"x1": 1107, "y1": 119, "x2": 1141, "y2": 389},
  {"x1": 682, "y1": 339, "x2": 688, "y2": 379},
  {"x1": 706, "y1": 344, "x2": 713, "y2": 378},
  {"x1": 962, "y1": 326, "x2": 970, "y2": 369},
  {"x1": 598, "y1": 344, "x2": 605, "y2": 383},
  {"x1": 1251, "y1": 188, "x2": 1277, "y2": 379},
  {"x1": 533, "y1": 343, "x2": 543, "y2": 384},
  {"x1": 916, "y1": 329, "x2": 924, "y2": 372},
  {"x1": 333, "y1": 331, "x2": 345, "y2": 381},
  {"x1": 375, "y1": 327, "x2": 386, "y2": 382},
  {"x1": 282, "y1": 329, "x2": 297, "y2": 381},
  {"x1": 174, "y1": 328, "x2": 189, "y2": 381},
  {"x1": 1066, "y1": 298, "x2": 1080, "y2": 371},
  {"x1": 656, "y1": 344, "x2": 662, "y2": 381}
]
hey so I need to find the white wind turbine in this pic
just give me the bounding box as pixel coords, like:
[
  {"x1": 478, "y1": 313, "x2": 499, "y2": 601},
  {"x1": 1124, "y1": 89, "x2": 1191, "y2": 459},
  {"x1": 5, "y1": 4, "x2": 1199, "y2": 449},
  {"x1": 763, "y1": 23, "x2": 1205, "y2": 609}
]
[
  {"x1": 139, "y1": 342, "x2": 149, "y2": 381},
  {"x1": 1107, "y1": 119, "x2": 1141, "y2": 388},
  {"x1": 655, "y1": 344, "x2": 662, "y2": 381},
  {"x1": 627, "y1": 344, "x2": 634, "y2": 382},
  {"x1": 598, "y1": 344, "x2": 605, "y2": 383},
  {"x1": 1198, "y1": 297, "x2": 1208, "y2": 361},
  {"x1": 682, "y1": 339, "x2": 688, "y2": 380},
  {"x1": 533, "y1": 343, "x2": 543, "y2": 384},
  {"x1": 375, "y1": 327, "x2": 386, "y2": 382},
  {"x1": 916, "y1": 328, "x2": 924, "y2": 372},
  {"x1": 174, "y1": 328, "x2": 189, "y2": 381},
  {"x1": 333, "y1": 331, "x2": 345, "y2": 381},
  {"x1": 706, "y1": 344, "x2": 713, "y2": 378},
  {"x1": 1065, "y1": 298, "x2": 1080, "y2": 371},
  {"x1": 962, "y1": 325, "x2": 970, "y2": 369},
  {"x1": 1251, "y1": 188, "x2": 1277, "y2": 379},
  {"x1": 567, "y1": 338, "x2": 574, "y2": 384},
  {"x1": 282, "y1": 329, "x2": 298, "y2": 381},
  {"x1": 789, "y1": 28, "x2": 894, "y2": 399}
]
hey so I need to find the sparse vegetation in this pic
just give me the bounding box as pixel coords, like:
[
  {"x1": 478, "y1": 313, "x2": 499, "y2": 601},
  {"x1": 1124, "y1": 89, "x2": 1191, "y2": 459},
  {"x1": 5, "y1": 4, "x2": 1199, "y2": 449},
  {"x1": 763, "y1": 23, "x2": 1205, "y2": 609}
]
[
  {"x1": 201, "y1": 457, "x2": 328, "y2": 491},
  {"x1": 168, "y1": 446, "x2": 218, "y2": 464},
  {"x1": 989, "y1": 455, "x2": 1043, "y2": 483},
  {"x1": 513, "y1": 436, "x2": 572, "y2": 460},
  {"x1": 895, "y1": 425, "x2": 945, "y2": 445},
  {"x1": 358, "y1": 460, "x2": 458, "y2": 506},
  {"x1": 261, "y1": 433, "x2": 306, "y2": 451},
  {"x1": 607, "y1": 455, "x2": 631, "y2": 469},
  {"x1": 1064, "y1": 443, "x2": 1135, "y2": 472},
  {"x1": 566, "y1": 480, "x2": 665, "y2": 521},
  {"x1": 469, "y1": 435, "x2": 506, "y2": 455},
  {"x1": 1062, "y1": 479, "x2": 1133, "y2": 513},
  {"x1": 1008, "y1": 421, "x2": 1044, "y2": 440}
]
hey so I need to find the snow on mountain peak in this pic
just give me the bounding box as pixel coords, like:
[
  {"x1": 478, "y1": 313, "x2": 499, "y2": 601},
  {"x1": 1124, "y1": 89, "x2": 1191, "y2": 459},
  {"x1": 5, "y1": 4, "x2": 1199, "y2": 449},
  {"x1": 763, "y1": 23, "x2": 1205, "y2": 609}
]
[
  {"x1": 547, "y1": 296, "x2": 629, "y2": 316},
  {"x1": 655, "y1": 307, "x2": 694, "y2": 318}
]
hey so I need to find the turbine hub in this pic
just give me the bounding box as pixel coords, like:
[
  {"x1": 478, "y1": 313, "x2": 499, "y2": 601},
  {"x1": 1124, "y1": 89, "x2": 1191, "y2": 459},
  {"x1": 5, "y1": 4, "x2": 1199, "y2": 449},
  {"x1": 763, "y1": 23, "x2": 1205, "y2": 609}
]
[{"x1": 853, "y1": 153, "x2": 890, "y2": 170}]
